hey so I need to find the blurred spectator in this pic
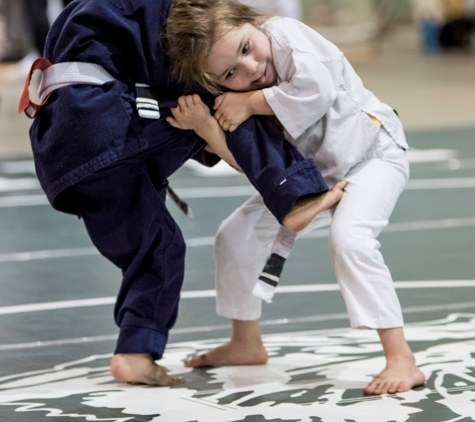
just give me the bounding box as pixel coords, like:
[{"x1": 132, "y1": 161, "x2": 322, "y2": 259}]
[
  {"x1": 413, "y1": 0, "x2": 474, "y2": 52},
  {"x1": 22, "y1": 0, "x2": 73, "y2": 57},
  {"x1": 439, "y1": 0, "x2": 473, "y2": 48},
  {"x1": 238, "y1": 0, "x2": 302, "y2": 20},
  {"x1": 412, "y1": 0, "x2": 445, "y2": 53},
  {"x1": 468, "y1": 0, "x2": 475, "y2": 17},
  {"x1": 0, "y1": 0, "x2": 28, "y2": 62},
  {"x1": 2, "y1": 0, "x2": 72, "y2": 78},
  {"x1": 23, "y1": 0, "x2": 51, "y2": 61}
]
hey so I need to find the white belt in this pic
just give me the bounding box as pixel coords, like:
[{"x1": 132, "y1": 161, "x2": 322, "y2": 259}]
[
  {"x1": 19, "y1": 59, "x2": 160, "y2": 120},
  {"x1": 38, "y1": 62, "x2": 115, "y2": 103}
]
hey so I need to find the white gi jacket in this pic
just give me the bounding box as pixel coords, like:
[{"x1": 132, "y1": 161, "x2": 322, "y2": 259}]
[{"x1": 260, "y1": 17, "x2": 409, "y2": 187}]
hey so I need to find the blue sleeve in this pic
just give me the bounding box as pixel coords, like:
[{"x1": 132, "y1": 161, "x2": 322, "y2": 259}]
[{"x1": 227, "y1": 116, "x2": 328, "y2": 224}]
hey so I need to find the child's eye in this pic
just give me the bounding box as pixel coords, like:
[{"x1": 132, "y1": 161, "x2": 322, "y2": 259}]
[
  {"x1": 242, "y1": 41, "x2": 250, "y2": 54},
  {"x1": 226, "y1": 69, "x2": 235, "y2": 79}
]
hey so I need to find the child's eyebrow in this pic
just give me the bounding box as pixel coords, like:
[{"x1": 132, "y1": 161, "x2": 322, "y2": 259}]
[{"x1": 217, "y1": 37, "x2": 245, "y2": 80}]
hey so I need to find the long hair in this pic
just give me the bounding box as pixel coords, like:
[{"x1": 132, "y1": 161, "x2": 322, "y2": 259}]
[{"x1": 163, "y1": 0, "x2": 271, "y2": 94}]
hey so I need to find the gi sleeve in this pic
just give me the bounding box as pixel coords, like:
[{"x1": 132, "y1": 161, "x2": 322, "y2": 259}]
[
  {"x1": 226, "y1": 116, "x2": 328, "y2": 224},
  {"x1": 261, "y1": 19, "x2": 344, "y2": 140}
]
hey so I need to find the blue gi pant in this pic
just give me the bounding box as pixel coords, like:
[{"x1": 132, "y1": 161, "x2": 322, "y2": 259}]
[
  {"x1": 66, "y1": 115, "x2": 327, "y2": 359},
  {"x1": 70, "y1": 156, "x2": 186, "y2": 359}
]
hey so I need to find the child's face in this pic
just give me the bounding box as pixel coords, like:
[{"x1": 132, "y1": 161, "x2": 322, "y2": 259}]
[{"x1": 204, "y1": 23, "x2": 277, "y2": 92}]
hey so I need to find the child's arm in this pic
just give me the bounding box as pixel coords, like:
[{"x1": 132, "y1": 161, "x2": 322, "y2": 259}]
[
  {"x1": 214, "y1": 90, "x2": 275, "y2": 132},
  {"x1": 166, "y1": 94, "x2": 242, "y2": 171}
]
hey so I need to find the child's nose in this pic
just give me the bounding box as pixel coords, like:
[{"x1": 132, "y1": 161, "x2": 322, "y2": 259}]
[{"x1": 243, "y1": 57, "x2": 258, "y2": 76}]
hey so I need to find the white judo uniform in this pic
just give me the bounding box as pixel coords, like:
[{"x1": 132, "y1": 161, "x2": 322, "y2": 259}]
[{"x1": 215, "y1": 17, "x2": 410, "y2": 329}]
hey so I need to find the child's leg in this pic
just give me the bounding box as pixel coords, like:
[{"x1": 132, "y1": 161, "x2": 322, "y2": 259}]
[
  {"x1": 185, "y1": 195, "x2": 276, "y2": 368},
  {"x1": 184, "y1": 197, "x2": 275, "y2": 368},
  {"x1": 68, "y1": 158, "x2": 186, "y2": 386},
  {"x1": 214, "y1": 193, "x2": 331, "y2": 320},
  {"x1": 254, "y1": 180, "x2": 347, "y2": 302},
  {"x1": 184, "y1": 193, "x2": 332, "y2": 367},
  {"x1": 215, "y1": 194, "x2": 280, "y2": 321},
  {"x1": 368, "y1": 327, "x2": 422, "y2": 395},
  {"x1": 329, "y1": 130, "x2": 424, "y2": 394}
]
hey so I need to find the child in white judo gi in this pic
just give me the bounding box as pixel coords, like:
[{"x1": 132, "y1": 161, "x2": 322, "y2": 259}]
[{"x1": 163, "y1": 0, "x2": 426, "y2": 395}]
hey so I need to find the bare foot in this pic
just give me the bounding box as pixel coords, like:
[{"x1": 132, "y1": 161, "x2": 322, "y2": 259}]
[
  {"x1": 184, "y1": 341, "x2": 268, "y2": 368},
  {"x1": 110, "y1": 353, "x2": 185, "y2": 386},
  {"x1": 363, "y1": 357, "x2": 426, "y2": 395},
  {"x1": 283, "y1": 181, "x2": 348, "y2": 232}
]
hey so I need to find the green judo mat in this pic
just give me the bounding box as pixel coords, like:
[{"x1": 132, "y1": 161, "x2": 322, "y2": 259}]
[{"x1": 0, "y1": 126, "x2": 474, "y2": 422}]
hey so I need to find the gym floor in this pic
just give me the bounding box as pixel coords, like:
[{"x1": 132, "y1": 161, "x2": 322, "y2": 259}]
[{"x1": 0, "y1": 25, "x2": 474, "y2": 422}]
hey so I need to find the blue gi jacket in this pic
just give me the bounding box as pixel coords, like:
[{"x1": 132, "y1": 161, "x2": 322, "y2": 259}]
[{"x1": 30, "y1": 0, "x2": 328, "y2": 223}]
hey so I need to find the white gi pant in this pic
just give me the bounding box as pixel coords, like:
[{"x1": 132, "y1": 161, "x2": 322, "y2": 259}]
[{"x1": 214, "y1": 128, "x2": 410, "y2": 329}]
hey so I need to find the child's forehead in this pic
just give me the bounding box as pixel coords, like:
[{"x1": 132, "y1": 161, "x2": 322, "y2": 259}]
[
  {"x1": 211, "y1": 27, "x2": 244, "y2": 58},
  {"x1": 215, "y1": 23, "x2": 256, "y2": 44}
]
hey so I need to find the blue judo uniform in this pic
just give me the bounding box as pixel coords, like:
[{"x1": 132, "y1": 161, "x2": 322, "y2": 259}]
[{"x1": 29, "y1": 0, "x2": 328, "y2": 358}]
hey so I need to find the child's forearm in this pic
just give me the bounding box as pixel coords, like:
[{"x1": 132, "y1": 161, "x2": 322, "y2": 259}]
[
  {"x1": 248, "y1": 90, "x2": 275, "y2": 117},
  {"x1": 195, "y1": 116, "x2": 242, "y2": 171}
]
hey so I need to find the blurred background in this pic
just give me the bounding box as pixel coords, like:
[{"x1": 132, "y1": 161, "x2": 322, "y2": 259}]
[
  {"x1": 0, "y1": 5, "x2": 474, "y2": 419},
  {"x1": 0, "y1": 0, "x2": 474, "y2": 159}
]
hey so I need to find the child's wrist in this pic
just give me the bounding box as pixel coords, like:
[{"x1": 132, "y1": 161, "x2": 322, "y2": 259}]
[
  {"x1": 247, "y1": 91, "x2": 258, "y2": 115},
  {"x1": 194, "y1": 115, "x2": 216, "y2": 139},
  {"x1": 248, "y1": 90, "x2": 266, "y2": 116}
]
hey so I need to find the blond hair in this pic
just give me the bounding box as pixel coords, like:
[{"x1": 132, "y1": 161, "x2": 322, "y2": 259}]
[{"x1": 163, "y1": 0, "x2": 271, "y2": 94}]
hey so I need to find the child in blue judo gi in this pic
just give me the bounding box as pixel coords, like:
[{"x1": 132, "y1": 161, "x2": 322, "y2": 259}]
[{"x1": 19, "y1": 0, "x2": 346, "y2": 386}]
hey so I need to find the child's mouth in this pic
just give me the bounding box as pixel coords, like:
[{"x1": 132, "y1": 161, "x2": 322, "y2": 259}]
[{"x1": 256, "y1": 67, "x2": 267, "y2": 84}]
